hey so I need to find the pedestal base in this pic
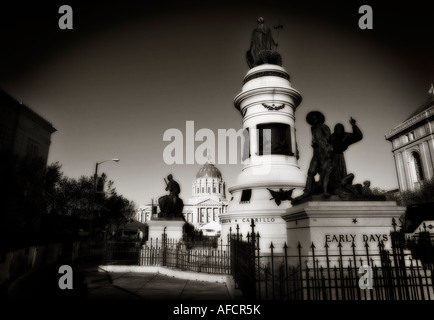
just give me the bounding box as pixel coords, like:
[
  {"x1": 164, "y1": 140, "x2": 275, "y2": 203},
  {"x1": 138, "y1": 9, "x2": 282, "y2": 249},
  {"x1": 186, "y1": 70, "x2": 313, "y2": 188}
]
[
  {"x1": 220, "y1": 187, "x2": 297, "y2": 253},
  {"x1": 282, "y1": 200, "x2": 406, "y2": 266},
  {"x1": 146, "y1": 218, "x2": 185, "y2": 245}
]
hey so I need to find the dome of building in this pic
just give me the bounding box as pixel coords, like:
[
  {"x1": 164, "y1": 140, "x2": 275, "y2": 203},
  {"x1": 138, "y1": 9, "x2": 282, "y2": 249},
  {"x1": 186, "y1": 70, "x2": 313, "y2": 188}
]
[{"x1": 196, "y1": 162, "x2": 222, "y2": 179}]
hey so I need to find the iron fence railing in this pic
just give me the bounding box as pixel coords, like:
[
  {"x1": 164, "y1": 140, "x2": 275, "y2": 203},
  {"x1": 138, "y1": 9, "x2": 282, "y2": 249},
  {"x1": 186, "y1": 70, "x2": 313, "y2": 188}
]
[
  {"x1": 79, "y1": 218, "x2": 434, "y2": 301},
  {"x1": 230, "y1": 219, "x2": 434, "y2": 300},
  {"x1": 102, "y1": 233, "x2": 231, "y2": 275}
]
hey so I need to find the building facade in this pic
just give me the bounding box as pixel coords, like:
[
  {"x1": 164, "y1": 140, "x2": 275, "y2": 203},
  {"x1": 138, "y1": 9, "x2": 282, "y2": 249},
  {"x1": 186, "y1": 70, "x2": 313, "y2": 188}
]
[
  {"x1": 136, "y1": 162, "x2": 229, "y2": 230},
  {"x1": 385, "y1": 86, "x2": 434, "y2": 191},
  {"x1": 0, "y1": 88, "x2": 56, "y2": 164},
  {"x1": 183, "y1": 162, "x2": 229, "y2": 228},
  {"x1": 136, "y1": 199, "x2": 158, "y2": 224}
]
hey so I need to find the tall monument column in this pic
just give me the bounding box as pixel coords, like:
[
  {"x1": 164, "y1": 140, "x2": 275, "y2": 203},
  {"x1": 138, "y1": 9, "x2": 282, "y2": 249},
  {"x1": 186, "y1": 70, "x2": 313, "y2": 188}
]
[{"x1": 220, "y1": 18, "x2": 305, "y2": 252}]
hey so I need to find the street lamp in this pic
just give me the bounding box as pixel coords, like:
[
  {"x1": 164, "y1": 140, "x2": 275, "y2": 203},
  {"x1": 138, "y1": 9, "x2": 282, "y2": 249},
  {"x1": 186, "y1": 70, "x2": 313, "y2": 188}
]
[
  {"x1": 94, "y1": 158, "x2": 120, "y2": 192},
  {"x1": 92, "y1": 158, "x2": 120, "y2": 239}
]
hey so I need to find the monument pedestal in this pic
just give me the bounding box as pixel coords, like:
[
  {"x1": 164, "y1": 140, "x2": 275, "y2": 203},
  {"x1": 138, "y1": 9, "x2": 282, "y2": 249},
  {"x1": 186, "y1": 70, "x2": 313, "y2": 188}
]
[
  {"x1": 146, "y1": 218, "x2": 185, "y2": 245},
  {"x1": 220, "y1": 64, "x2": 306, "y2": 254},
  {"x1": 282, "y1": 199, "x2": 406, "y2": 266}
]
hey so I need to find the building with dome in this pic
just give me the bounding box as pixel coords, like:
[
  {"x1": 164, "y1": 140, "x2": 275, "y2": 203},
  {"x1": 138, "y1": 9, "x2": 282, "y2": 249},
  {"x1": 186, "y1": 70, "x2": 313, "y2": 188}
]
[
  {"x1": 184, "y1": 161, "x2": 229, "y2": 230},
  {"x1": 136, "y1": 161, "x2": 229, "y2": 232}
]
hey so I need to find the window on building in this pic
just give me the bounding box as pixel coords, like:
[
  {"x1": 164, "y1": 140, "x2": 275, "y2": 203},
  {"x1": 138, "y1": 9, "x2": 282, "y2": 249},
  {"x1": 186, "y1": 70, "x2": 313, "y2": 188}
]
[
  {"x1": 242, "y1": 127, "x2": 250, "y2": 161},
  {"x1": 257, "y1": 123, "x2": 293, "y2": 156},
  {"x1": 240, "y1": 189, "x2": 252, "y2": 203},
  {"x1": 412, "y1": 152, "x2": 424, "y2": 182},
  {"x1": 26, "y1": 138, "x2": 40, "y2": 159},
  {"x1": 213, "y1": 186, "x2": 216, "y2": 193},
  {"x1": 409, "y1": 132, "x2": 415, "y2": 141}
]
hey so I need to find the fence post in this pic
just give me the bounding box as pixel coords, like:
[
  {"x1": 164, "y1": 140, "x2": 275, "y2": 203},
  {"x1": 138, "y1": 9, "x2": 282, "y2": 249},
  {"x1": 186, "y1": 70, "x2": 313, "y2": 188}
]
[
  {"x1": 297, "y1": 242, "x2": 303, "y2": 300},
  {"x1": 311, "y1": 242, "x2": 318, "y2": 299},
  {"x1": 325, "y1": 242, "x2": 332, "y2": 300},
  {"x1": 256, "y1": 232, "x2": 261, "y2": 299},
  {"x1": 284, "y1": 242, "x2": 289, "y2": 300},
  {"x1": 351, "y1": 241, "x2": 361, "y2": 300},
  {"x1": 338, "y1": 242, "x2": 345, "y2": 300},
  {"x1": 162, "y1": 228, "x2": 167, "y2": 267},
  {"x1": 249, "y1": 221, "x2": 257, "y2": 299},
  {"x1": 270, "y1": 242, "x2": 275, "y2": 300}
]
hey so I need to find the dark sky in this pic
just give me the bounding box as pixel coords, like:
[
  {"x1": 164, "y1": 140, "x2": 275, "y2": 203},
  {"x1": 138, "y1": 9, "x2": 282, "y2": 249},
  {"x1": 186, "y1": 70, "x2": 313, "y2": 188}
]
[{"x1": 1, "y1": 1, "x2": 433, "y2": 207}]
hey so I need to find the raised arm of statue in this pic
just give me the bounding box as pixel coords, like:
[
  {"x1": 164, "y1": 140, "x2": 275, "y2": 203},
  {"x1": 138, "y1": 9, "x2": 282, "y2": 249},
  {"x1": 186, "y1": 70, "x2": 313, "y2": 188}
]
[{"x1": 343, "y1": 117, "x2": 363, "y2": 146}]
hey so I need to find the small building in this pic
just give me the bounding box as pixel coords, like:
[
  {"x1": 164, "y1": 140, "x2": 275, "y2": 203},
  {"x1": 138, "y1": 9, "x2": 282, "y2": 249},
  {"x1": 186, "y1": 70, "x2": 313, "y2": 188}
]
[
  {"x1": 385, "y1": 85, "x2": 434, "y2": 192},
  {"x1": 136, "y1": 200, "x2": 158, "y2": 223},
  {"x1": 0, "y1": 88, "x2": 56, "y2": 164}
]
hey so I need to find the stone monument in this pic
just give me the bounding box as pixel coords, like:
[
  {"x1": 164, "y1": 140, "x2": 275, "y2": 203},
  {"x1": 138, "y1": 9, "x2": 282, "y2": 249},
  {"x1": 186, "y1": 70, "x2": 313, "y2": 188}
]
[
  {"x1": 220, "y1": 17, "x2": 305, "y2": 253},
  {"x1": 146, "y1": 174, "x2": 186, "y2": 244},
  {"x1": 283, "y1": 112, "x2": 406, "y2": 265}
]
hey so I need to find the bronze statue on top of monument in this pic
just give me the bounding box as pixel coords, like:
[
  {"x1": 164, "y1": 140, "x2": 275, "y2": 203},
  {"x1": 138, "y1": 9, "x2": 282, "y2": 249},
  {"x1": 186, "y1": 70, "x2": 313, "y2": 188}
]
[
  {"x1": 291, "y1": 111, "x2": 382, "y2": 204},
  {"x1": 246, "y1": 17, "x2": 282, "y2": 69},
  {"x1": 157, "y1": 174, "x2": 185, "y2": 220}
]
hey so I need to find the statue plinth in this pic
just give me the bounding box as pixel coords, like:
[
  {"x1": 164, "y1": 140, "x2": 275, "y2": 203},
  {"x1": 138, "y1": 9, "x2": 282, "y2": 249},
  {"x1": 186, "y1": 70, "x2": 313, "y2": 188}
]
[
  {"x1": 282, "y1": 200, "x2": 406, "y2": 267},
  {"x1": 146, "y1": 217, "x2": 186, "y2": 245}
]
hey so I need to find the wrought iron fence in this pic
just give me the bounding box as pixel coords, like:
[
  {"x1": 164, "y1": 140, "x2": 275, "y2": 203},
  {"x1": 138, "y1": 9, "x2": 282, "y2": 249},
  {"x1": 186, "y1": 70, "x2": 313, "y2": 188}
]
[
  {"x1": 103, "y1": 232, "x2": 231, "y2": 275},
  {"x1": 230, "y1": 224, "x2": 256, "y2": 299},
  {"x1": 229, "y1": 220, "x2": 434, "y2": 301},
  {"x1": 83, "y1": 219, "x2": 434, "y2": 300},
  {"x1": 104, "y1": 241, "x2": 142, "y2": 265}
]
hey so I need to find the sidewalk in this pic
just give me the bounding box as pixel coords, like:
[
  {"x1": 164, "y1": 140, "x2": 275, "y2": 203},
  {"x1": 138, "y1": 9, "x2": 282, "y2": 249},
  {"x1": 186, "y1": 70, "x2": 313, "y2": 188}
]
[
  {"x1": 4, "y1": 262, "x2": 244, "y2": 301},
  {"x1": 85, "y1": 266, "x2": 240, "y2": 300}
]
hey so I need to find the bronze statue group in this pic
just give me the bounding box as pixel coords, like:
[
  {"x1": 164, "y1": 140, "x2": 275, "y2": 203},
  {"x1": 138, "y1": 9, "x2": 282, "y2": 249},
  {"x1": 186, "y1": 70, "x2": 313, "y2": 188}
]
[{"x1": 292, "y1": 111, "x2": 366, "y2": 204}]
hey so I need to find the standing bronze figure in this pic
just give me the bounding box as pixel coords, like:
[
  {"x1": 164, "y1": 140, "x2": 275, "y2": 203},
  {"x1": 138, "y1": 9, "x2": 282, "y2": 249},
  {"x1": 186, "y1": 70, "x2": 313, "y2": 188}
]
[
  {"x1": 292, "y1": 111, "x2": 333, "y2": 203},
  {"x1": 246, "y1": 17, "x2": 282, "y2": 68}
]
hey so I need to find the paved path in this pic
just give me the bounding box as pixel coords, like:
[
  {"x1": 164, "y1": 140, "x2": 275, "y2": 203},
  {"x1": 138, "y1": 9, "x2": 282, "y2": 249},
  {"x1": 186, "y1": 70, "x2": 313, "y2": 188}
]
[
  {"x1": 85, "y1": 268, "x2": 233, "y2": 300},
  {"x1": 4, "y1": 263, "x2": 242, "y2": 301}
]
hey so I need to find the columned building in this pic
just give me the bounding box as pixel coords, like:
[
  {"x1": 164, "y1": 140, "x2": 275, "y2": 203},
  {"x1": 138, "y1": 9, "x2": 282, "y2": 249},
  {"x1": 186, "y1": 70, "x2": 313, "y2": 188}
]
[
  {"x1": 184, "y1": 162, "x2": 229, "y2": 229},
  {"x1": 385, "y1": 85, "x2": 434, "y2": 191},
  {"x1": 136, "y1": 200, "x2": 157, "y2": 223}
]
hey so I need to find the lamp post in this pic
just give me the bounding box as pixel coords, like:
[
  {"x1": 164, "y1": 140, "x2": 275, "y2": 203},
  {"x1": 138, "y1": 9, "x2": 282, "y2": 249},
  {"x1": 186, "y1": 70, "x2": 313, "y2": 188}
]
[
  {"x1": 92, "y1": 158, "x2": 120, "y2": 238},
  {"x1": 94, "y1": 158, "x2": 120, "y2": 192}
]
